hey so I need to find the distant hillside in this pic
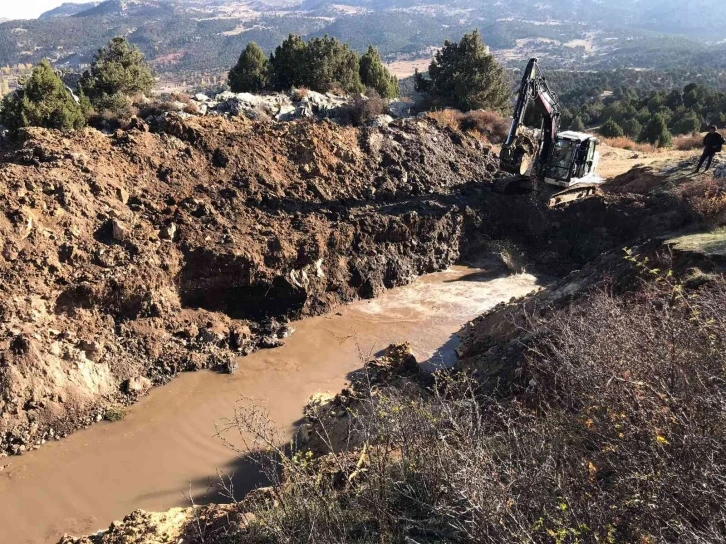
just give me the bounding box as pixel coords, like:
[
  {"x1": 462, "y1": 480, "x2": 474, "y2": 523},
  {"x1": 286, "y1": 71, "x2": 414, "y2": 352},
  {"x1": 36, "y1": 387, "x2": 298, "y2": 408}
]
[
  {"x1": 72, "y1": 0, "x2": 174, "y2": 17},
  {"x1": 39, "y1": 2, "x2": 101, "y2": 18}
]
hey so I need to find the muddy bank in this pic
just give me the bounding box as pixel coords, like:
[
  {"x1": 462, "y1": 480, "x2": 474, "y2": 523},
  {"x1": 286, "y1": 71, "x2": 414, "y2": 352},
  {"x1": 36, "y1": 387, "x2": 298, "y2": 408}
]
[
  {"x1": 0, "y1": 265, "x2": 541, "y2": 544},
  {"x1": 0, "y1": 115, "x2": 498, "y2": 456}
]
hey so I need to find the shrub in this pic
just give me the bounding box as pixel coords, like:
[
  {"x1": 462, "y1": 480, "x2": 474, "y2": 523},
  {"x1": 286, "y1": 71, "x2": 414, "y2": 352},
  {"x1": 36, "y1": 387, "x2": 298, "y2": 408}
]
[
  {"x1": 600, "y1": 136, "x2": 658, "y2": 153},
  {"x1": 640, "y1": 113, "x2": 672, "y2": 147},
  {"x1": 359, "y1": 46, "x2": 399, "y2": 99},
  {"x1": 674, "y1": 132, "x2": 705, "y2": 151},
  {"x1": 104, "y1": 406, "x2": 127, "y2": 422},
  {"x1": 678, "y1": 176, "x2": 726, "y2": 227},
  {"x1": 229, "y1": 42, "x2": 270, "y2": 93},
  {"x1": 79, "y1": 37, "x2": 154, "y2": 116},
  {"x1": 426, "y1": 108, "x2": 464, "y2": 131},
  {"x1": 415, "y1": 30, "x2": 511, "y2": 113},
  {"x1": 599, "y1": 117, "x2": 625, "y2": 138},
  {"x1": 622, "y1": 118, "x2": 642, "y2": 139},
  {"x1": 459, "y1": 110, "x2": 510, "y2": 143},
  {"x1": 0, "y1": 59, "x2": 86, "y2": 133},
  {"x1": 224, "y1": 270, "x2": 726, "y2": 544},
  {"x1": 427, "y1": 108, "x2": 509, "y2": 144},
  {"x1": 343, "y1": 89, "x2": 387, "y2": 126}
]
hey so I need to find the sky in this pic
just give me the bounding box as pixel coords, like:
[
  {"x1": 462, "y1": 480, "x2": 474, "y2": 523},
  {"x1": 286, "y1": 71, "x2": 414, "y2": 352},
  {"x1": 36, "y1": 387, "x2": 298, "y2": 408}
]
[{"x1": 0, "y1": 0, "x2": 87, "y2": 20}]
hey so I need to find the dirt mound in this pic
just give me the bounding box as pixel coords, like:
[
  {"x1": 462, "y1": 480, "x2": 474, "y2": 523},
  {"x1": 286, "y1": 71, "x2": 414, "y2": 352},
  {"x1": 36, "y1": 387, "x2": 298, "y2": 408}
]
[{"x1": 0, "y1": 115, "x2": 499, "y2": 456}]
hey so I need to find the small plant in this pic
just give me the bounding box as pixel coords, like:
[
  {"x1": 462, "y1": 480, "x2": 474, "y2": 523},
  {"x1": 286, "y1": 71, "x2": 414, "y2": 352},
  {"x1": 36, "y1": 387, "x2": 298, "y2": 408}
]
[{"x1": 104, "y1": 406, "x2": 127, "y2": 422}]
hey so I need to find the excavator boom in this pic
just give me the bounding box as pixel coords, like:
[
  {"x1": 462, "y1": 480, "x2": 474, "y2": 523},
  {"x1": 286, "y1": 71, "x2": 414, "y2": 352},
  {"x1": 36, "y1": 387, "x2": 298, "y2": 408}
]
[{"x1": 500, "y1": 58, "x2": 561, "y2": 176}]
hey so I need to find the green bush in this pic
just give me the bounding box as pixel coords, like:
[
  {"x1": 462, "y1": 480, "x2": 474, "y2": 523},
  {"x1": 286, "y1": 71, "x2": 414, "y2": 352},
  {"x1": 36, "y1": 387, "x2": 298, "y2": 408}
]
[
  {"x1": 79, "y1": 37, "x2": 154, "y2": 114},
  {"x1": 228, "y1": 42, "x2": 269, "y2": 93},
  {"x1": 415, "y1": 30, "x2": 510, "y2": 113},
  {"x1": 267, "y1": 34, "x2": 364, "y2": 94},
  {"x1": 672, "y1": 111, "x2": 701, "y2": 135},
  {"x1": 640, "y1": 113, "x2": 673, "y2": 147},
  {"x1": 0, "y1": 59, "x2": 85, "y2": 133},
  {"x1": 359, "y1": 46, "x2": 399, "y2": 99},
  {"x1": 599, "y1": 117, "x2": 625, "y2": 138},
  {"x1": 622, "y1": 118, "x2": 642, "y2": 138}
]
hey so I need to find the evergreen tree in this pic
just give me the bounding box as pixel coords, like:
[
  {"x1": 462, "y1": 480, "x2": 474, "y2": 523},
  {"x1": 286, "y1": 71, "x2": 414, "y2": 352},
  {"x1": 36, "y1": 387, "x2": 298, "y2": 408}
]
[
  {"x1": 640, "y1": 114, "x2": 672, "y2": 147},
  {"x1": 359, "y1": 46, "x2": 399, "y2": 99},
  {"x1": 269, "y1": 34, "x2": 308, "y2": 91},
  {"x1": 570, "y1": 116, "x2": 586, "y2": 132},
  {"x1": 672, "y1": 111, "x2": 701, "y2": 135},
  {"x1": 415, "y1": 30, "x2": 510, "y2": 113},
  {"x1": 0, "y1": 59, "x2": 85, "y2": 134},
  {"x1": 599, "y1": 118, "x2": 624, "y2": 138},
  {"x1": 305, "y1": 36, "x2": 364, "y2": 94},
  {"x1": 229, "y1": 42, "x2": 269, "y2": 93},
  {"x1": 79, "y1": 37, "x2": 154, "y2": 112},
  {"x1": 621, "y1": 118, "x2": 642, "y2": 139}
]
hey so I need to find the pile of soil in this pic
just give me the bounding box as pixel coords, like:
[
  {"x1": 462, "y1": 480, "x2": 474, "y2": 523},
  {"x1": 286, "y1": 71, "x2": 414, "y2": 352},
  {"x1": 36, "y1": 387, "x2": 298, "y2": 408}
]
[{"x1": 0, "y1": 115, "x2": 499, "y2": 456}]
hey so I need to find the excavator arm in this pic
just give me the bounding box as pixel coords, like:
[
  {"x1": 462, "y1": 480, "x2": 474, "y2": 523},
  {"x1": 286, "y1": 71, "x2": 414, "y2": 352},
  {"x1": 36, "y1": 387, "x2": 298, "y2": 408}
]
[{"x1": 500, "y1": 58, "x2": 561, "y2": 176}]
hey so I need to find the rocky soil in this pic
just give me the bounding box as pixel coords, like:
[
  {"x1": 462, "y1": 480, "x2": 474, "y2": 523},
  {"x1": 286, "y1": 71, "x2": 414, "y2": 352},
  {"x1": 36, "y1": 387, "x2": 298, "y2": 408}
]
[{"x1": 0, "y1": 114, "x2": 502, "y2": 456}]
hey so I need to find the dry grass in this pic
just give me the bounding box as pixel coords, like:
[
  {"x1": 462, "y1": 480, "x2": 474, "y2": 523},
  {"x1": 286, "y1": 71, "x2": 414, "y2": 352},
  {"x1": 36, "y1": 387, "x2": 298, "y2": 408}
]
[
  {"x1": 601, "y1": 136, "x2": 660, "y2": 153},
  {"x1": 427, "y1": 109, "x2": 509, "y2": 144},
  {"x1": 218, "y1": 267, "x2": 726, "y2": 544},
  {"x1": 674, "y1": 133, "x2": 704, "y2": 151},
  {"x1": 678, "y1": 176, "x2": 726, "y2": 228}
]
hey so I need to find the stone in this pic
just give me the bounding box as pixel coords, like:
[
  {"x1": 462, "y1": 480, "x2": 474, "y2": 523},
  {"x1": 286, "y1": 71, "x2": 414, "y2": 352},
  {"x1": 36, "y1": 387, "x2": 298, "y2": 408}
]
[
  {"x1": 79, "y1": 340, "x2": 103, "y2": 362},
  {"x1": 159, "y1": 223, "x2": 177, "y2": 241},
  {"x1": 387, "y1": 100, "x2": 412, "y2": 118},
  {"x1": 117, "y1": 187, "x2": 129, "y2": 204},
  {"x1": 111, "y1": 219, "x2": 130, "y2": 241},
  {"x1": 124, "y1": 376, "x2": 152, "y2": 394}
]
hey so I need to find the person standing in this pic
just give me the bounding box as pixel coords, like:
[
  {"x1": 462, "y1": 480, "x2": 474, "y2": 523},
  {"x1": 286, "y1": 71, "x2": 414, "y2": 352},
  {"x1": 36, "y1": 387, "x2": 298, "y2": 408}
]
[{"x1": 696, "y1": 125, "x2": 725, "y2": 172}]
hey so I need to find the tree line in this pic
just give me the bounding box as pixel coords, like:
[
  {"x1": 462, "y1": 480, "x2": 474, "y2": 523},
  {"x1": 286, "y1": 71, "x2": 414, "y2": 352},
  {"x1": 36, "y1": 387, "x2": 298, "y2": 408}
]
[
  {"x1": 1, "y1": 29, "x2": 513, "y2": 135},
  {"x1": 228, "y1": 37, "x2": 400, "y2": 99},
  {"x1": 560, "y1": 83, "x2": 726, "y2": 147}
]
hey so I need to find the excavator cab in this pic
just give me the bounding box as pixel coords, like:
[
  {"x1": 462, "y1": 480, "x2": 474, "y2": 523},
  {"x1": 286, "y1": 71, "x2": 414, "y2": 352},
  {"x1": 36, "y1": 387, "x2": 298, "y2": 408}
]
[{"x1": 543, "y1": 132, "x2": 601, "y2": 188}]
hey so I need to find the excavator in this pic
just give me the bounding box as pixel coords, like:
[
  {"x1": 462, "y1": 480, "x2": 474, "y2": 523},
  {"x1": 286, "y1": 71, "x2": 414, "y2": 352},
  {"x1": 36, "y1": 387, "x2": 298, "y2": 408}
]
[{"x1": 499, "y1": 58, "x2": 602, "y2": 206}]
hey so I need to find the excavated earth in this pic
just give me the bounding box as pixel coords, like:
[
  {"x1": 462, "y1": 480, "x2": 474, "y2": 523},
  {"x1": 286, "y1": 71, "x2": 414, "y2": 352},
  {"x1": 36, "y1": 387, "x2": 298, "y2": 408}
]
[
  {"x1": 0, "y1": 115, "x2": 504, "y2": 456},
  {"x1": 0, "y1": 114, "x2": 694, "y2": 461}
]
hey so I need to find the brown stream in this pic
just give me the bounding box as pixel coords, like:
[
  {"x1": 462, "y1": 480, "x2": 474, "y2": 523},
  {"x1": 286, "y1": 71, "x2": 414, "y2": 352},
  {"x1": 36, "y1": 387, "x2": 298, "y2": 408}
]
[{"x1": 0, "y1": 265, "x2": 541, "y2": 544}]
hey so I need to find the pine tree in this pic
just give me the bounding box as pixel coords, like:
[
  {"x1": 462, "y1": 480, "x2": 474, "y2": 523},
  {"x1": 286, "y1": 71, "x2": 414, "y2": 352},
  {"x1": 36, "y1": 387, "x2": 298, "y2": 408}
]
[
  {"x1": 79, "y1": 37, "x2": 154, "y2": 112},
  {"x1": 269, "y1": 34, "x2": 308, "y2": 91},
  {"x1": 0, "y1": 59, "x2": 85, "y2": 134},
  {"x1": 570, "y1": 116, "x2": 586, "y2": 132},
  {"x1": 622, "y1": 118, "x2": 642, "y2": 139},
  {"x1": 640, "y1": 114, "x2": 672, "y2": 147},
  {"x1": 229, "y1": 42, "x2": 270, "y2": 93},
  {"x1": 599, "y1": 118, "x2": 624, "y2": 138},
  {"x1": 305, "y1": 36, "x2": 364, "y2": 94},
  {"x1": 359, "y1": 46, "x2": 399, "y2": 99},
  {"x1": 672, "y1": 111, "x2": 701, "y2": 135},
  {"x1": 415, "y1": 30, "x2": 510, "y2": 113}
]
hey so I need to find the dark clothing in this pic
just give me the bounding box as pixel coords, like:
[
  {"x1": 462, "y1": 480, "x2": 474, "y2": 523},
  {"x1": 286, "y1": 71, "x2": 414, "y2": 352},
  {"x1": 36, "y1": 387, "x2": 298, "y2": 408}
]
[
  {"x1": 704, "y1": 131, "x2": 725, "y2": 153},
  {"x1": 698, "y1": 149, "x2": 716, "y2": 171},
  {"x1": 696, "y1": 132, "x2": 725, "y2": 172}
]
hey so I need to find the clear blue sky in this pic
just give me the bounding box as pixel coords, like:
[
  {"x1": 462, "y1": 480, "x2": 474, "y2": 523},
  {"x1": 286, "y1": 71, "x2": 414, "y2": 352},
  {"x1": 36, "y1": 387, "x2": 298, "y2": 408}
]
[{"x1": 0, "y1": 0, "x2": 85, "y2": 20}]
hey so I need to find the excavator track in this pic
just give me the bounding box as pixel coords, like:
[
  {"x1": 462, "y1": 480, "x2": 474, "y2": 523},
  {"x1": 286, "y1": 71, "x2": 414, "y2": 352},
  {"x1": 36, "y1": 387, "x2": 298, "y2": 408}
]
[{"x1": 547, "y1": 183, "x2": 602, "y2": 208}]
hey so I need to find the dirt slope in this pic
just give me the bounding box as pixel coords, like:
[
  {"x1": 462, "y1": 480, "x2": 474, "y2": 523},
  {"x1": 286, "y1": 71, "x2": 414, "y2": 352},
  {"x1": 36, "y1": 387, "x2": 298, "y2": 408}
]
[{"x1": 0, "y1": 115, "x2": 499, "y2": 456}]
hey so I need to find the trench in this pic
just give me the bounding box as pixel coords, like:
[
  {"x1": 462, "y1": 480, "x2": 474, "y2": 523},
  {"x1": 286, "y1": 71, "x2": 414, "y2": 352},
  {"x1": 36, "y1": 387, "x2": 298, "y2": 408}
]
[{"x1": 0, "y1": 264, "x2": 541, "y2": 544}]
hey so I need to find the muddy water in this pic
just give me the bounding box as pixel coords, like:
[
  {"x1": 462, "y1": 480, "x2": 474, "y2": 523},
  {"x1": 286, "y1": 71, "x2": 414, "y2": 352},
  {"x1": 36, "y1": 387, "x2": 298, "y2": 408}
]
[{"x1": 0, "y1": 266, "x2": 541, "y2": 544}]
